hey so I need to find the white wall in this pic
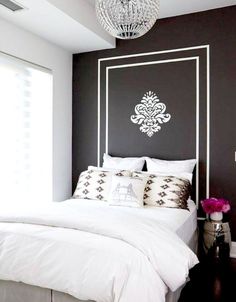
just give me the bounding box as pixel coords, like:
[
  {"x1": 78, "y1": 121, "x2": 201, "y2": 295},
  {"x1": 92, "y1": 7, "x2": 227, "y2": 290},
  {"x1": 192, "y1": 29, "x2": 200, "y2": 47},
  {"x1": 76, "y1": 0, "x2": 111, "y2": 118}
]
[{"x1": 0, "y1": 18, "x2": 72, "y2": 201}]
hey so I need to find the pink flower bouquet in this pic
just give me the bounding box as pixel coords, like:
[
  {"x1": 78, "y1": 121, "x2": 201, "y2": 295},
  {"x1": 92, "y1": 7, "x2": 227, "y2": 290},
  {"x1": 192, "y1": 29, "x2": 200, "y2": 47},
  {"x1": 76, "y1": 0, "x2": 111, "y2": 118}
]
[{"x1": 201, "y1": 197, "x2": 231, "y2": 214}]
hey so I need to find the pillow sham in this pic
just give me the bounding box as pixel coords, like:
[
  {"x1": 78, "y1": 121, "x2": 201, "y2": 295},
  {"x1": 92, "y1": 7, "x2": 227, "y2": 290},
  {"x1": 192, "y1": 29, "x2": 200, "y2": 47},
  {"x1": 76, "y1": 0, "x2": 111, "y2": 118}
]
[
  {"x1": 88, "y1": 165, "x2": 126, "y2": 173},
  {"x1": 73, "y1": 169, "x2": 131, "y2": 201},
  {"x1": 109, "y1": 175, "x2": 147, "y2": 208},
  {"x1": 133, "y1": 171, "x2": 191, "y2": 210},
  {"x1": 103, "y1": 153, "x2": 145, "y2": 171},
  {"x1": 146, "y1": 157, "x2": 196, "y2": 174},
  {"x1": 132, "y1": 170, "x2": 193, "y2": 183}
]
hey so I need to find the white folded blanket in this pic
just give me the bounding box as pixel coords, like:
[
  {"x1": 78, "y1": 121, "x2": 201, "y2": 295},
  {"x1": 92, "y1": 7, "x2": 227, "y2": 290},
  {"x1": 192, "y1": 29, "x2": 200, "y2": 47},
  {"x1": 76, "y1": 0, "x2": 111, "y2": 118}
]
[{"x1": 0, "y1": 199, "x2": 198, "y2": 302}]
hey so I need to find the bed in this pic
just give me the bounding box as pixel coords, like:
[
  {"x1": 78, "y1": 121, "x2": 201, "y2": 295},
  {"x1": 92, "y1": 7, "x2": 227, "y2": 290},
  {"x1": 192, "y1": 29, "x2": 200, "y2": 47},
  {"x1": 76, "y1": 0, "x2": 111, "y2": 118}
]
[{"x1": 0, "y1": 198, "x2": 198, "y2": 302}]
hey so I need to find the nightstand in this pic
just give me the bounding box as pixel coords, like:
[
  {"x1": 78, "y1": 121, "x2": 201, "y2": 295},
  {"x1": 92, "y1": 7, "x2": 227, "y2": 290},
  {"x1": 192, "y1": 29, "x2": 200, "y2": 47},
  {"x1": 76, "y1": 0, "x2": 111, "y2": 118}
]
[{"x1": 203, "y1": 220, "x2": 231, "y2": 259}]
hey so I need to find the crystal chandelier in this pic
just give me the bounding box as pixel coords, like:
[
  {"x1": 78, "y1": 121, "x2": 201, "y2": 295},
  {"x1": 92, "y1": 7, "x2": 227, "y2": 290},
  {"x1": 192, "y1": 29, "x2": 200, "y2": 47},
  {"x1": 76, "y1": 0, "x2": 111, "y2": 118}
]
[{"x1": 95, "y1": 0, "x2": 160, "y2": 40}]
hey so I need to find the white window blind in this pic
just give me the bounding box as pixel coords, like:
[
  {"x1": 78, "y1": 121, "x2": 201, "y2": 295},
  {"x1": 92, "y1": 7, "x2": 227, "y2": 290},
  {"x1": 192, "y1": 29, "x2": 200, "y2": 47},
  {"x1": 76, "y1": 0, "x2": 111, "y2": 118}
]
[{"x1": 0, "y1": 52, "x2": 53, "y2": 204}]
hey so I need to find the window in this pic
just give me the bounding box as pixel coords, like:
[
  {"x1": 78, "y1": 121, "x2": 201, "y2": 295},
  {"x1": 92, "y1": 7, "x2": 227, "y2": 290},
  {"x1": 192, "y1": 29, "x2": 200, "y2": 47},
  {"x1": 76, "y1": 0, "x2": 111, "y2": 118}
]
[{"x1": 0, "y1": 52, "x2": 53, "y2": 204}]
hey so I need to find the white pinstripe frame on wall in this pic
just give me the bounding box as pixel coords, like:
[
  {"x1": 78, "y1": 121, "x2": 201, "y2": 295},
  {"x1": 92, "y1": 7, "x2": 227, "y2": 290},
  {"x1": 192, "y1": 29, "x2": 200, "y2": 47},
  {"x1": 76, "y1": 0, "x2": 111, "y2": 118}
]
[{"x1": 97, "y1": 45, "x2": 210, "y2": 208}]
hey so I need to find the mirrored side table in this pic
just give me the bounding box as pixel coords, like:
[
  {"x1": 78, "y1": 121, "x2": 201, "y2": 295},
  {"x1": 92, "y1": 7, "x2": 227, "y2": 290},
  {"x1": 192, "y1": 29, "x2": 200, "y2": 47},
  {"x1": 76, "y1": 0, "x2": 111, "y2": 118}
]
[{"x1": 203, "y1": 220, "x2": 231, "y2": 259}]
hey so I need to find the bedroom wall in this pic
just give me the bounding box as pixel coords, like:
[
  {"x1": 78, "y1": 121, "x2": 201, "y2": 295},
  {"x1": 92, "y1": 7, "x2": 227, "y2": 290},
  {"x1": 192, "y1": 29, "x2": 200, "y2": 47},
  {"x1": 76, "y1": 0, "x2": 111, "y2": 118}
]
[
  {"x1": 0, "y1": 18, "x2": 72, "y2": 202},
  {"x1": 73, "y1": 6, "x2": 236, "y2": 239}
]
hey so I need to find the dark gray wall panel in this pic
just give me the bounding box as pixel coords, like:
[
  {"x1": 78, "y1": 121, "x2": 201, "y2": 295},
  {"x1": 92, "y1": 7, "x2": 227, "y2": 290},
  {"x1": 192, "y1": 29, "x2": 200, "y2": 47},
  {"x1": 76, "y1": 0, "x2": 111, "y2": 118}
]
[{"x1": 73, "y1": 6, "x2": 236, "y2": 239}]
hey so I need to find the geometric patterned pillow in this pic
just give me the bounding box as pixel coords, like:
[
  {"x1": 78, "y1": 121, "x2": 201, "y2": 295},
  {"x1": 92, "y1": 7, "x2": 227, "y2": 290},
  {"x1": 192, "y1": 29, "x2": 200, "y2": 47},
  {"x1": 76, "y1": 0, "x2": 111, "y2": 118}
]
[
  {"x1": 73, "y1": 169, "x2": 131, "y2": 201},
  {"x1": 132, "y1": 171, "x2": 191, "y2": 210}
]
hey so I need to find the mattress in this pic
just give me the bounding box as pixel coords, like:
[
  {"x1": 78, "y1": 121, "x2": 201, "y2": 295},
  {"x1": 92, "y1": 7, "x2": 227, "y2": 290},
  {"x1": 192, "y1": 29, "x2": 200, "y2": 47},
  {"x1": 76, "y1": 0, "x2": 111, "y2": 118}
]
[
  {"x1": 142, "y1": 199, "x2": 197, "y2": 245},
  {"x1": 99, "y1": 198, "x2": 197, "y2": 246}
]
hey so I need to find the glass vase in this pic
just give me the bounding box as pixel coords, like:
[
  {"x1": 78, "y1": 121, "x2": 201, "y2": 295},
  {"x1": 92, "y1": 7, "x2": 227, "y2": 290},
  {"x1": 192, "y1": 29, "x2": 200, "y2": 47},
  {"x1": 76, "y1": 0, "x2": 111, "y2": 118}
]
[{"x1": 210, "y1": 212, "x2": 223, "y2": 222}]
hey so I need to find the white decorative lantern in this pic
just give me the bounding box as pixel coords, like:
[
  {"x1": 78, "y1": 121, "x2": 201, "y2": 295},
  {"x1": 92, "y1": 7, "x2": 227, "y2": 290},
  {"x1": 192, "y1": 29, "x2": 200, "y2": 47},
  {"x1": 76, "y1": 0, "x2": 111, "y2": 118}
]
[{"x1": 95, "y1": 0, "x2": 160, "y2": 39}]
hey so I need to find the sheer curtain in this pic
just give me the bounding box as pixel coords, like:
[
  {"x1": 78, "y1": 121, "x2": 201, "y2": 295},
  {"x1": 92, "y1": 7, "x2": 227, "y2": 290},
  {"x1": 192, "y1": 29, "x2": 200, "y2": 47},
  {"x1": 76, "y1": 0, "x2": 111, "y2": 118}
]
[{"x1": 0, "y1": 52, "x2": 53, "y2": 204}]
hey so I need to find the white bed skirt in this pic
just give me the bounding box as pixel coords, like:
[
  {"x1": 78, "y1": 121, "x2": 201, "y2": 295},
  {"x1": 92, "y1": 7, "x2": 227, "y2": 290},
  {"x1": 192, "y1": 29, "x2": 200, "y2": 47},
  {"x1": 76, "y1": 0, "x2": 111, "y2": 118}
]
[
  {"x1": 0, "y1": 280, "x2": 90, "y2": 302},
  {"x1": 0, "y1": 280, "x2": 184, "y2": 302}
]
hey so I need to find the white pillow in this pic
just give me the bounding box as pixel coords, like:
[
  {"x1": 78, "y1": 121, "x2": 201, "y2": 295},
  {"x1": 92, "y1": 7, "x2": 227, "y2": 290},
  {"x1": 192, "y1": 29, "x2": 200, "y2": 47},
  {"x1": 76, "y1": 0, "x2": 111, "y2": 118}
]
[
  {"x1": 109, "y1": 175, "x2": 147, "y2": 207},
  {"x1": 88, "y1": 165, "x2": 125, "y2": 173},
  {"x1": 146, "y1": 157, "x2": 196, "y2": 174},
  {"x1": 132, "y1": 170, "x2": 193, "y2": 183},
  {"x1": 103, "y1": 154, "x2": 145, "y2": 171}
]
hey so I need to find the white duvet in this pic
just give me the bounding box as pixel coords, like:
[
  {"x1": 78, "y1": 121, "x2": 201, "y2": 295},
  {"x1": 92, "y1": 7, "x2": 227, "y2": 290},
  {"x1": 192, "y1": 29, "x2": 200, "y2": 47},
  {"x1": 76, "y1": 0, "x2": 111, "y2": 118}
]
[{"x1": 0, "y1": 199, "x2": 198, "y2": 302}]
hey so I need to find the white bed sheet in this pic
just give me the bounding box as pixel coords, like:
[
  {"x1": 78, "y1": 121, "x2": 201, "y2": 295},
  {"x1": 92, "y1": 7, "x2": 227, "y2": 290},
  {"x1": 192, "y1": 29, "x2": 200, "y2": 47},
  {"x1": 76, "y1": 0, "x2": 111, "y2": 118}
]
[{"x1": 176, "y1": 200, "x2": 197, "y2": 245}]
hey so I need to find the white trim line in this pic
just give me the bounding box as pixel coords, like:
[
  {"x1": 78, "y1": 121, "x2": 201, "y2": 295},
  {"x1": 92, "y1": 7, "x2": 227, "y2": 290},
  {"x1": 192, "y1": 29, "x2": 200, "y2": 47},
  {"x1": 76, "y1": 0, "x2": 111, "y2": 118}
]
[
  {"x1": 230, "y1": 241, "x2": 236, "y2": 258},
  {"x1": 105, "y1": 56, "x2": 200, "y2": 206},
  {"x1": 206, "y1": 45, "x2": 210, "y2": 198},
  {"x1": 97, "y1": 60, "x2": 101, "y2": 166},
  {"x1": 98, "y1": 44, "x2": 210, "y2": 168},
  {"x1": 196, "y1": 57, "x2": 200, "y2": 204},
  {"x1": 98, "y1": 44, "x2": 210, "y2": 62},
  {"x1": 97, "y1": 44, "x2": 210, "y2": 203},
  {"x1": 106, "y1": 56, "x2": 198, "y2": 70},
  {"x1": 105, "y1": 67, "x2": 109, "y2": 154},
  {"x1": 105, "y1": 56, "x2": 199, "y2": 154}
]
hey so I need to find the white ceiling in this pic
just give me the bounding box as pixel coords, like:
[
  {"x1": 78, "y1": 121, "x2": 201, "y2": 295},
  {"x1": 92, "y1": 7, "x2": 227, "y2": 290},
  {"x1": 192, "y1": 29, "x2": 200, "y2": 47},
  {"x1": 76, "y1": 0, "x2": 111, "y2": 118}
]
[
  {"x1": 0, "y1": 0, "x2": 115, "y2": 53},
  {"x1": 0, "y1": 0, "x2": 235, "y2": 53},
  {"x1": 89, "y1": 0, "x2": 236, "y2": 19},
  {"x1": 87, "y1": 0, "x2": 96, "y2": 6},
  {"x1": 160, "y1": 0, "x2": 236, "y2": 19}
]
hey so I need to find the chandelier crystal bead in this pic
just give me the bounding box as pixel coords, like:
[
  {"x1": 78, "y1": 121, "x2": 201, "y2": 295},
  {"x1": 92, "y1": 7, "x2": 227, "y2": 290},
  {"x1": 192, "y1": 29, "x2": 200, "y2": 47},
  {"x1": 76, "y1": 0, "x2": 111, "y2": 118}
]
[{"x1": 95, "y1": 0, "x2": 160, "y2": 40}]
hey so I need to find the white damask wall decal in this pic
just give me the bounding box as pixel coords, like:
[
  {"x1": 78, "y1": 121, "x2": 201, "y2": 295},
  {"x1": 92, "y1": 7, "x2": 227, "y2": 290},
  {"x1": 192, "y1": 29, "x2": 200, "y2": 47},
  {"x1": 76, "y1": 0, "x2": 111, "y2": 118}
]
[{"x1": 130, "y1": 91, "x2": 171, "y2": 137}]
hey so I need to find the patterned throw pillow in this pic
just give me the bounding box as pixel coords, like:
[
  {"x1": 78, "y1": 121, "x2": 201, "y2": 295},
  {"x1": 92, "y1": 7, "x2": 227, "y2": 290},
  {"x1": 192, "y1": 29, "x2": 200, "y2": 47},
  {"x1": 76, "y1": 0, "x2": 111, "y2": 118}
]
[
  {"x1": 73, "y1": 169, "x2": 131, "y2": 201},
  {"x1": 132, "y1": 171, "x2": 191, "y2": 210},
  {"x1": 109, "y1": 176, "x2": 147, "y2": 207}
]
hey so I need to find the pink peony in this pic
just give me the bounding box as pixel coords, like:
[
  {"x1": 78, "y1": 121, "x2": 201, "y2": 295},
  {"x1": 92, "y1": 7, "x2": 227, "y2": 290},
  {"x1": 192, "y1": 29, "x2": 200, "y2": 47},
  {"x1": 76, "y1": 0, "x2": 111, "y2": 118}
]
[
  {"x1": 222, "y1": 203, "x2": 231, "y2": 213},
  {"x1": 201, "y1": 197, "x2": 231, "y2": 214}
]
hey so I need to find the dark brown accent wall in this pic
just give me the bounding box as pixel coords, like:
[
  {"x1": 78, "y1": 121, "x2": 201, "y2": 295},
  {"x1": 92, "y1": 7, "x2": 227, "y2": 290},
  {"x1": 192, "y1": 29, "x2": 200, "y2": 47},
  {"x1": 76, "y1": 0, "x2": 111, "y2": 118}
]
[{"x1": 73, "y1": 6, "x2": 236, "y2": 239}]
